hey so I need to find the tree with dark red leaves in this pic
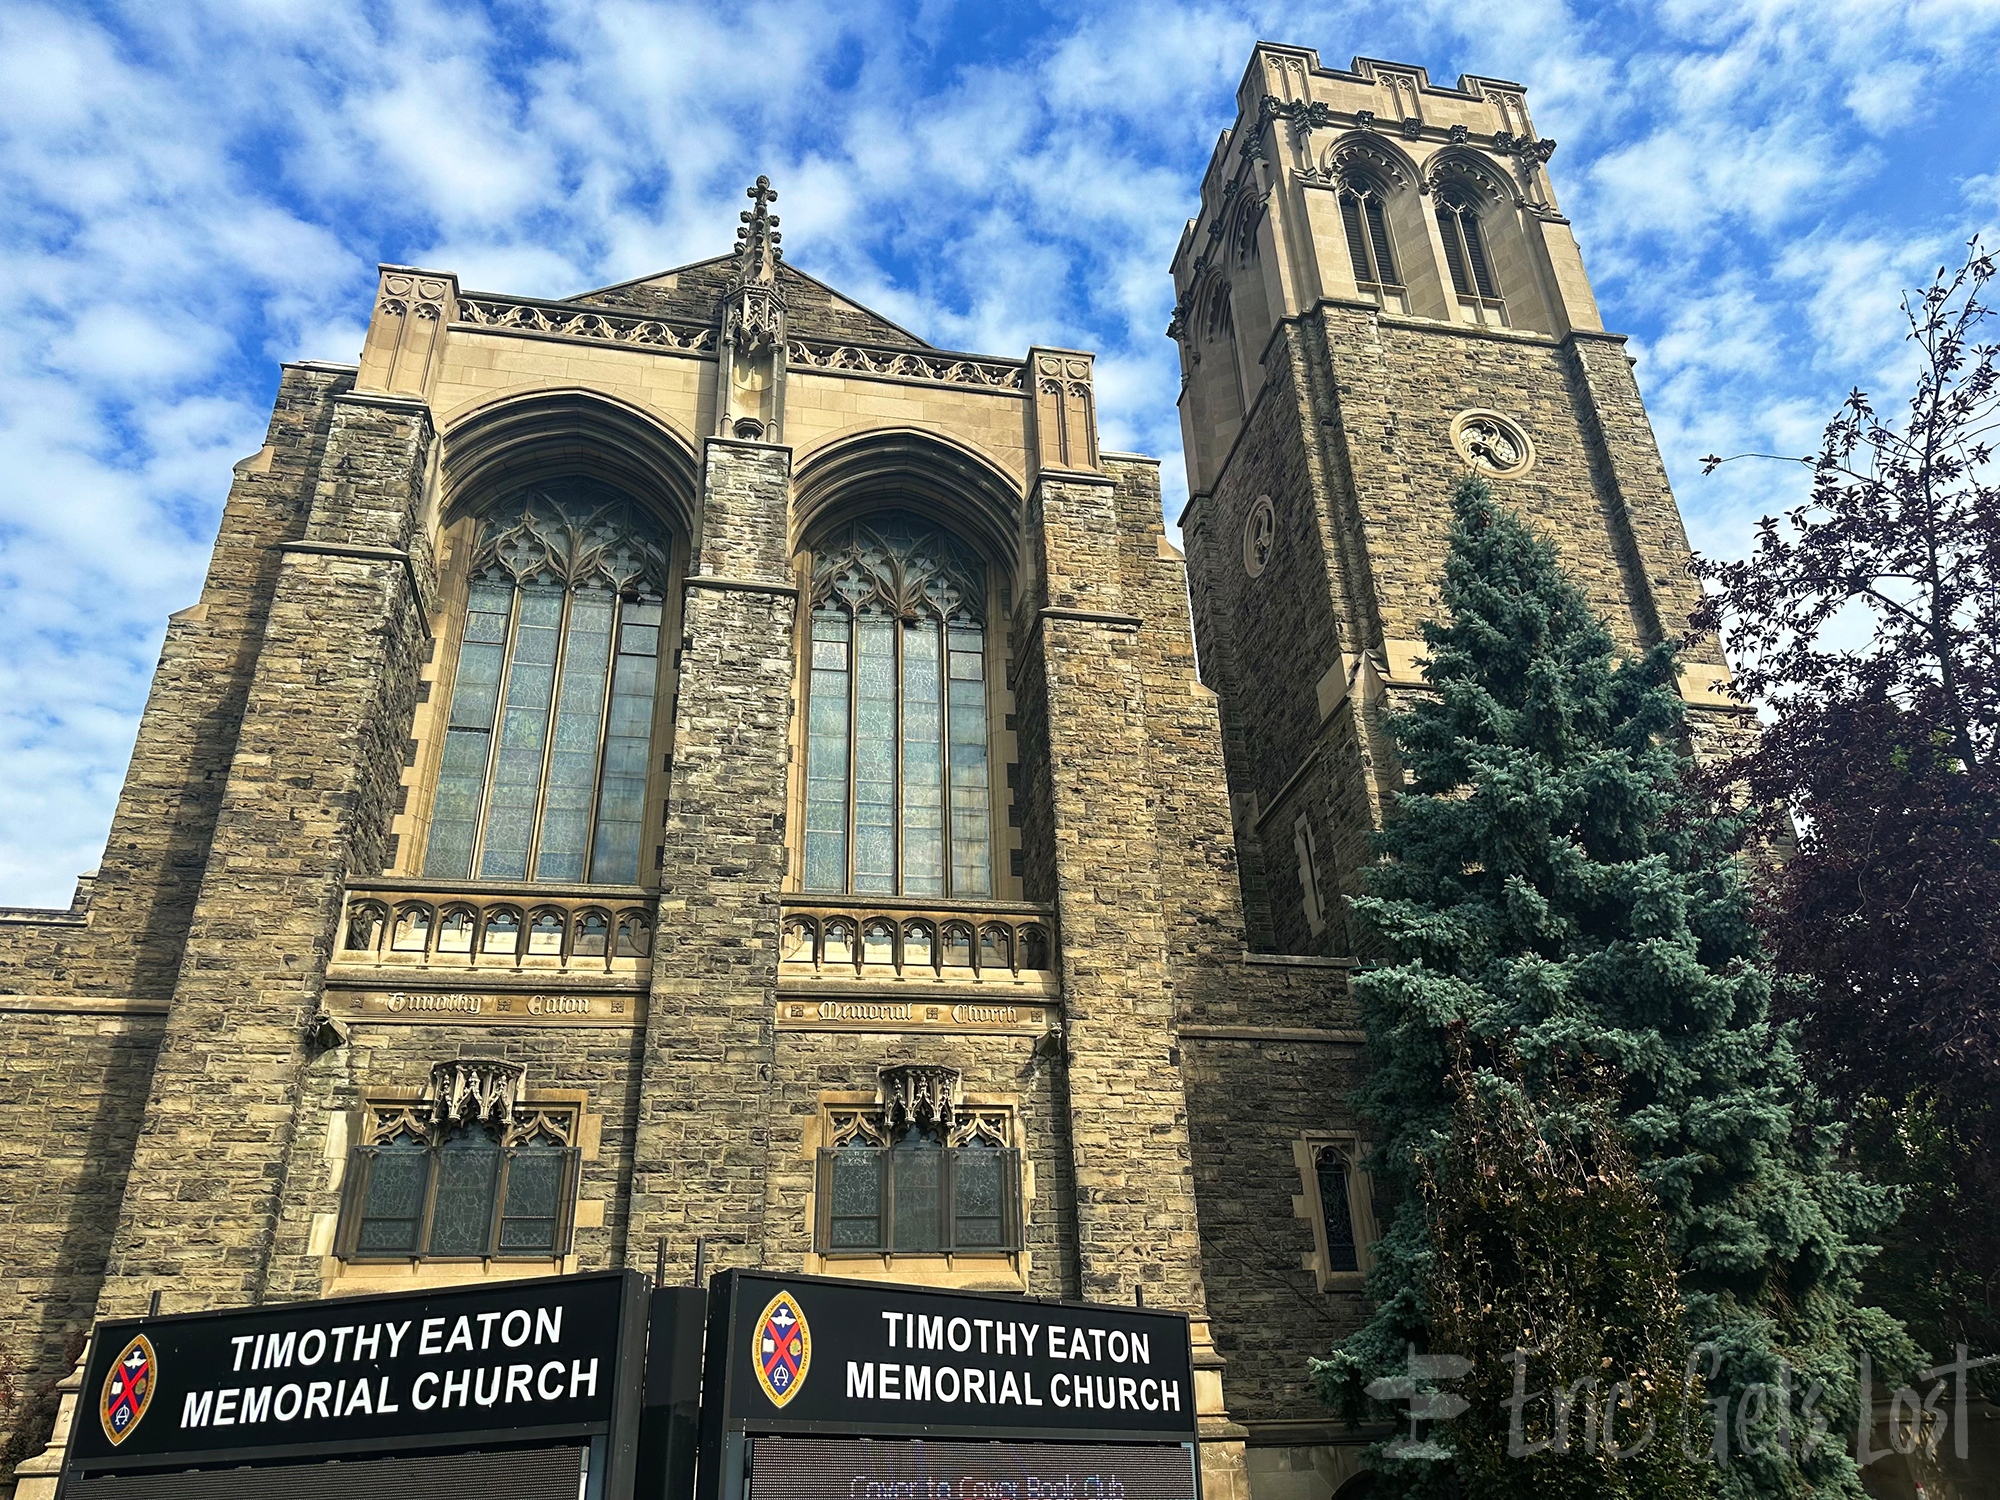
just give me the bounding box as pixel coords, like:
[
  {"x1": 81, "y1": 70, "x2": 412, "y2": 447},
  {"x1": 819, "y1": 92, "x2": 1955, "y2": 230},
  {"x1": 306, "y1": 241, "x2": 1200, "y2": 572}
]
[{"x1": 1692, "y1": 241, "x2": 2000, "y2": 1385}]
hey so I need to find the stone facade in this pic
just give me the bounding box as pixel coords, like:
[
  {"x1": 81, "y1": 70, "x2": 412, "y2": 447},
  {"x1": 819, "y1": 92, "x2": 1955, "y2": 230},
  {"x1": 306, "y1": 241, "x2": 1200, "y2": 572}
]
[{"x1": 0, "y1": 41, "x2": 1822, "y2": 1500}]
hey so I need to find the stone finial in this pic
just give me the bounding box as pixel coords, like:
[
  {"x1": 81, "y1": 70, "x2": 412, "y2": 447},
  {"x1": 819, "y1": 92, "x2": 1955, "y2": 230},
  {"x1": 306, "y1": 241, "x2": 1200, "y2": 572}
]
[
  {"x1": 427, "y1": 1059, "x2": 526, "y2": 1126},
  {"x1": 880, "y1": 1064, "x2": 961, "y2": 1137},
  {"x1": 731, "y1": 175, "x2": 784, "y2": 287}
]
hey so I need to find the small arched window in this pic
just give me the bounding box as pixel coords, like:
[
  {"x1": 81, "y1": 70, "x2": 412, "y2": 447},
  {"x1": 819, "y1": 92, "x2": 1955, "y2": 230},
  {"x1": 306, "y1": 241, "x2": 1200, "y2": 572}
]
[
  {"x1": 574, "y1": 909, "x2": 611, "y2": 957},
  {"x1": 614, "y1": 911, "x2": 651, "y2": 958},
  {"x1": 1338, "y1": 174, "x2": 1402, "y2": 301},
  {"x1": 1434, "y1": 189, "x2": 1506, "y2": 326},
  {"x1": 436, "y1": 906, "x2": 476, "y2": 954},
  {"x1": 781, "y1": 917, "x2": 816, "y2": 963},
  {"x1": 902, "y1": 920, "x2": 935, "y2": 971},
  {"x1": 802, "y1": 516, "x2": 994, "y2": 897},
  {"x1": 344, "y1": 902, "x2": 387, "y2": 952},
  {"x1": 425, "y1": 480, "x2": 670, "y2": 885},
  {"x1": 481, "y1": 908, "x2": 521, "y2": 956},
  {"x1": 391, "y1": 905, "x2": 433, "y2": 953}
]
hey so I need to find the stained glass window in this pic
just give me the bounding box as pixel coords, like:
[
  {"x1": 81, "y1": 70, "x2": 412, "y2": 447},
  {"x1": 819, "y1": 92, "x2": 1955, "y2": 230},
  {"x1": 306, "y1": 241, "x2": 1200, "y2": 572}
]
[
  {"x1": 1316, "y1": 1143, "x2": 1360, "y2": 1274},
  {"x1": 424, "y1": 481, "x2": 670, "y2": 885},
  {"x1": 817, "y1": 1138, "x2": 1021, "y2": 1255},
  {"x1": 345, "y1": 1113, "x2": 579, "y2": 1262},
  {"x1": 355, "y1": 1128, "x2": 427, "y2": 1254},
  {"x1": 802, "y1": 516, "x2": 993, "y2": 897},
  {"x1": 815, "y1": 1105, "x2": 1020, "y2": 1256}
]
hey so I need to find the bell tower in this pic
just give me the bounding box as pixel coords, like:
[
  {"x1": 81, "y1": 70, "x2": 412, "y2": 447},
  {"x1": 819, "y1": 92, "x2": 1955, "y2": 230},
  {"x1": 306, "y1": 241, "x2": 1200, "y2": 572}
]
[{"x1": 1172, "y1": 43, "x2": 1745, "y2": 956}]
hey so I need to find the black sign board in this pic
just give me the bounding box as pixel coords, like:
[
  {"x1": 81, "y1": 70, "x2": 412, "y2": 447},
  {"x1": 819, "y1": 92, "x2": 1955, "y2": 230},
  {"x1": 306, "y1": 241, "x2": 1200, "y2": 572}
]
[
  {"x1": 65, "y1": 1270, "x2": 647, "y2": 1497},
  {"x1": 695, "y1": 1271, "x2": 1199, "y2": 1500},
  {"x1": 705, "y1": 1270, "x2": 1197, "y2": 1443}
]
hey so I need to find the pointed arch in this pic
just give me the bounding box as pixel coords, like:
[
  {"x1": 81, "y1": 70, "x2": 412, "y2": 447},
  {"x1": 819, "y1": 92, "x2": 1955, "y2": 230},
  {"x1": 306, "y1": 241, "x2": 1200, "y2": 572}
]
[
  {"x1": 791, "y1": 436, "x2": 1016, "y2": 902},
  {"x1": 440, "y1": 387, "x2": 701, "y2": 543},
  {"x1": 791, "y1": 426, "x2": 1024, "y2": 575},
  {"x1": 1421, "y1": 147, "x2": 1548, "y2": 330},
  {"x1": 1420, "y1": 145, "x2": 1523, "y2": 207},
  {"x1": 1319, "y1": 132, "x2": 1441, "y2": 316},
  {"x1": 1319, "y1": 131, "x2": 1422, "y2": 195},
  {"x1": 418, "y1": 388, "x2": 694, "y2": 886}
]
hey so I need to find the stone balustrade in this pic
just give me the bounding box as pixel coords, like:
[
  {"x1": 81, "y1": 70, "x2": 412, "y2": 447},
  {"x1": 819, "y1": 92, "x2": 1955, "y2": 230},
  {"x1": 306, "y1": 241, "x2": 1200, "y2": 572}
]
[
  {"x1": 330, "y1": 881, "x2": 654, "y2": 977},
  {"x1": 778, "y1": 895, "x2": 1057, "y2": 990}
]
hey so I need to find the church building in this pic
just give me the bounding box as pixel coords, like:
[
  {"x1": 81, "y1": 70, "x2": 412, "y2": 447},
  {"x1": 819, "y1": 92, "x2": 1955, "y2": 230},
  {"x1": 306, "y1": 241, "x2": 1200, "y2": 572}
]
[{"x1": 0, "y1": 42, "x2": 1744, "y2": 1500}]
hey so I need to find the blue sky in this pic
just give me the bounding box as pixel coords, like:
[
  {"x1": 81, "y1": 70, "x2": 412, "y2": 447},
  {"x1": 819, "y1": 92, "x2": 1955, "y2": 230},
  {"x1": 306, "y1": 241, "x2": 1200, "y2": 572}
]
[{"x1": 2, "y1": 0, "x2": 1996, "y2": 905}]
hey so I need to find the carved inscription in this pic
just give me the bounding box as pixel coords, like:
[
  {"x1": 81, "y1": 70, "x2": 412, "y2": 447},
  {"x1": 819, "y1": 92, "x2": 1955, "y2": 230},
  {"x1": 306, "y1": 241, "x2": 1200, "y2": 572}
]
[
  {"x1": 778, "y1": 1000, "x2": 1056, "y2": 1034},
  {"x1": 329, "y1": 990, "x2": 641, "y2": 1026}
]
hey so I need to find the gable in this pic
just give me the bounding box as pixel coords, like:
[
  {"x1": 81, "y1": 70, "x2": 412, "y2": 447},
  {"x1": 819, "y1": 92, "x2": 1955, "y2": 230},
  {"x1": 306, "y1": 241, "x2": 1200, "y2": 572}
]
[{"x1": 570, "y1": 260, "x2": 934, "y2": 351}]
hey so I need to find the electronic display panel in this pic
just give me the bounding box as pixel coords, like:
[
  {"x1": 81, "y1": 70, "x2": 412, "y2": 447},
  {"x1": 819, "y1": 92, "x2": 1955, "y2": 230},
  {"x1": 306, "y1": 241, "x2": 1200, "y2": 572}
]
[{"x1": 748, "y1": 1436, "x2": 1200, "y2": 1500}]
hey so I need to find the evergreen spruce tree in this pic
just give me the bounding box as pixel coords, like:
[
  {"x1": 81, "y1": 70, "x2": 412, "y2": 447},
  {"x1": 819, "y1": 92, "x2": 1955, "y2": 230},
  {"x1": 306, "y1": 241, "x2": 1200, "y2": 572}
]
[{"x1": 1311, "y1": 477, "x2": 1914, "y2": 1498}]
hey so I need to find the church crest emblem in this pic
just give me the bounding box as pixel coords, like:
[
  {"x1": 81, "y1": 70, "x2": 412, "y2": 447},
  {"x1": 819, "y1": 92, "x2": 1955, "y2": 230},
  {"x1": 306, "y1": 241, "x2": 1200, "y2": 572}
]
[
  {"x1": 752, "y1": 1290, "x2": 811, "y2": 1407},
  {"x1": 100, "y1": 1335, "x2": 157, "y2": 1445}
]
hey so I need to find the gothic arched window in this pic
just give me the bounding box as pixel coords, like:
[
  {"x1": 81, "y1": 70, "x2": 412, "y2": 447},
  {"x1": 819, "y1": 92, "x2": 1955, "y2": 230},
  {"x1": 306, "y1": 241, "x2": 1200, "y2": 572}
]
[
  {"x1": 802, "y1": 515, "x2": 993, "y2": 897},
  {"x1": 1434, "y1": 189, "x2": 1506, "y2": 326},
  {"x1": 1339, "y1": 174, "x2": 1402, "y2": 297},
  {"x1": 424, "y1": 481, "x2": 670, "y2": 885}
]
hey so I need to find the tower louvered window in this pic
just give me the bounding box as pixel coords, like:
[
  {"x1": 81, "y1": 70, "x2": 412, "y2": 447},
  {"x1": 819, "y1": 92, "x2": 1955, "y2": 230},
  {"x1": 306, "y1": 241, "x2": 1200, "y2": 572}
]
[
  {"x1": 803, "y1": 516, "x2": 993, "y2": 898},
  {"x1": 425, "y1": 481, "x2": 670, "y2": 885},
  {"x1": 1338, "y1": 176, "x2": 1402, "y2": 304},
  {"x1": 1435, "y1": 193, "x2": 1507, "y2": 327}
]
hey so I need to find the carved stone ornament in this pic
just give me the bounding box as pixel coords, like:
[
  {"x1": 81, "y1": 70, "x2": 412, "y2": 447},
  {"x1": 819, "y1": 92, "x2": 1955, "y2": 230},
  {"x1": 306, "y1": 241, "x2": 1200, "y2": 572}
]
[
  {"x1": 724, "y1": 175, "x2": 787, "y2": 353},
  {"x1": 472, "y1": 480, "x2": 672, "y2": 597},
  {"x1": 810, "y1": 515, "x2": 983, "y2": 623},
  {"x1": 880, "y1": 1065, "x2": 962, "y2": 1137},
  {"x1": 1424, "y1": 148, "x2": 1517, "y2": 204},
  {"x1": 1450, "y1": 409, "x2": 1535, "y2": 477},
  {"x1": 1243, "y1": 494, "x2": 1277, "y2": 578},
  {"x1": 426, "y1": 1059, "x2": 526, "y2": 1126},
  {"x1": 1323, "y1": 137, "x2": 1410, "y2": 191}
]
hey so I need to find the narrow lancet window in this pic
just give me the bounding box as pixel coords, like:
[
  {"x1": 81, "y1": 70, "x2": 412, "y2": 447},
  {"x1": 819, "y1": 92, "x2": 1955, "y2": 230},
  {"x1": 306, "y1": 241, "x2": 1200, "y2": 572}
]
[
  {"x1": 1338, "y1": 175, "x2": 1401, "y2": 294},
  {"x1": 424, "y1": 481, "x2": 670, "y2": 885},
  {"x1": 1435, "y1": 189, "x2": 1506, "y2": 325},
  {"x1": 801, "y1": 516, "x2": 993, "y2": 897}
]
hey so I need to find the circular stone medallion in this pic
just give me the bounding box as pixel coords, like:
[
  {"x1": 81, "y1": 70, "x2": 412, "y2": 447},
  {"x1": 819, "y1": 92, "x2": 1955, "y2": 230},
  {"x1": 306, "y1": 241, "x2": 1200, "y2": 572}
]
[
  {"x1": 1449, "y1": 409, "x2": 1535, "y2": 477},
  {"x1": 1243, "y1": 494, "x2": 1277, "y2": 578}
]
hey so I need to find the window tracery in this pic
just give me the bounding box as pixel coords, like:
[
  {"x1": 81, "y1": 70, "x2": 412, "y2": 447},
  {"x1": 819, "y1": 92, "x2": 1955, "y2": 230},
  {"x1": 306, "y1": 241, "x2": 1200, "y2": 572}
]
[
  {"x1": 341, "y1": 1061, "x2": 580, "y2": 1262},
  {"x1": 817, "y1": 1066, "x2": 1019, "y2": 1255},
  {"x1": 425, "y1": 479, "x2": 669, "y2": 885},
  {"x1": 802, "y1": 515, "x2": 994, "y2": 898}
]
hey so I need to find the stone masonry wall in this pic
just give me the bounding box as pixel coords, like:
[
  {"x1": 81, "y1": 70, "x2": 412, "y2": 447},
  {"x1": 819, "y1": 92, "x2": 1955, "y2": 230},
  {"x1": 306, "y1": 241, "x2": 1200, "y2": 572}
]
[
  {"x1": 1105, "y1": 458, "x2": 1248, "y2": 1005},
  {"x1": 627, "y1": 439, "x2": 795, "y2": 1285},
  {"x1": 93, "y1": 393, "x2": 437, "y2": 1318},
  {"x1": 0, "y1": 1013, "x2": 161, "y2": 1468},
  {"x1": 1024, "y1": 471, "x2": 1207, "y2": 1311},
  {"x1": 1312, "y1": 307, "x2": 1714, "y2": 661},
  {"x1": 1183, "y1": 1035, "x2": 1373, "y2": 1425},
  {"x1": 0, "y1": 366, "x2": 349, "y2": 999}
]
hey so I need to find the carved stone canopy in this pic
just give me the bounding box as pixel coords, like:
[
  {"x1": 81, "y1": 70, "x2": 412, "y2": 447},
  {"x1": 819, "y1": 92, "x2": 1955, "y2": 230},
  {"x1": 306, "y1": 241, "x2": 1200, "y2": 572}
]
[
  {"x1": 427, "y1": 1059, "x2": 526, "y2": 1127},
  {"x1": 723, "y1": 176, "x2": 787, "y2": 357},
  {"x1": 880, "y1": 1065, "x2": 961, "y2": 1138}
]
